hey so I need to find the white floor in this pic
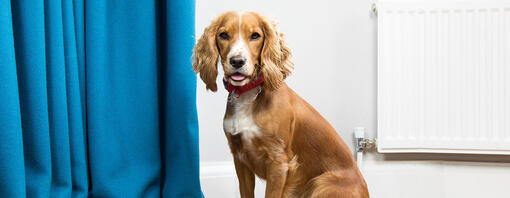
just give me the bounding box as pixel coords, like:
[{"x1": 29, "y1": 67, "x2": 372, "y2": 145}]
[{"x1": 200, "y1": 160, "x2": 510, "y2": 198}]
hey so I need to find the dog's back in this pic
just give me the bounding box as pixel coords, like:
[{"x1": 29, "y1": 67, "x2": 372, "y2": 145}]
[{"x1": 285, "y1": 86, "x2": 369, "y2": 198}]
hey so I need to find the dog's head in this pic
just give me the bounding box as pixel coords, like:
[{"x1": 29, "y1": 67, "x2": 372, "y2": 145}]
[{"x1": 193, "y1": 11, "x2": 293, "y2": 92}]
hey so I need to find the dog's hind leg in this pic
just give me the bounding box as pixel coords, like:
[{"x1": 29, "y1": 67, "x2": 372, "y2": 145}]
[{"x1": 309, "y1": 171, "x2": 369, "y2": 198}]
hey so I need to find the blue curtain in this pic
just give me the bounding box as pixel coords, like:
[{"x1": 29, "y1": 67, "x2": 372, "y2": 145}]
[{"x1": 0, "y1": 0, "x2": 202, "y2": 197}]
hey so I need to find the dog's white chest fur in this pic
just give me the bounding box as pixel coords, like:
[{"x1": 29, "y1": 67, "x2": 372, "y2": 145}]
[{"x1": 223, "y1": 86, "x2": 261, "y2": 140}]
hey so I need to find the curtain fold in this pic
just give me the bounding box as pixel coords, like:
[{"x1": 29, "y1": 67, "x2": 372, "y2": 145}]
[
  {"x1": 0, "y1": 0, "x2": 201, "y2": 197},
  {"x1": 0, "y1": 1, "x2": 26, "y2": 197}
]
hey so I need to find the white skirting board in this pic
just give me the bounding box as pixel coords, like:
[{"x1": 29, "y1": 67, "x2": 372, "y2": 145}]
[
  {"x1": 200, "y1": 161, "x2": 266, "y2": 198},
  {"x1": 200, "y1": 161, "x2": 510, "y2": 198}
]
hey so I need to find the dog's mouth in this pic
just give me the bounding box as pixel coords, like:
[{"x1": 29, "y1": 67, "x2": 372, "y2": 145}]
[{"x1": 229, "y1": 72, "x2": 247, "y2": 82}]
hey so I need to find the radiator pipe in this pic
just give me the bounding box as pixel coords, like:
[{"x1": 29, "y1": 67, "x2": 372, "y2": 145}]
[
  {"x1": 354, "y1": 127, "x2": 376, "y2": 169},
  {"x1": 354, "y1": 127, "x2": 366, "y2": 168}
]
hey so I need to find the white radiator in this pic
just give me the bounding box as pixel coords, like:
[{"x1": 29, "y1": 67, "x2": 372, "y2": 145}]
[{"x1": 377, "y1": 0, "x2": 510, "y2": 154}]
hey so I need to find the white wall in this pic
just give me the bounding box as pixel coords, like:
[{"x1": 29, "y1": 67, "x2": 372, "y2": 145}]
[{"x1": 195, "y1": 0, "x2": 510, "y2": 197}]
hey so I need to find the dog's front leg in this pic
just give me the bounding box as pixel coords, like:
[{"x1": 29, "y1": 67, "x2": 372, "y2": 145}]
[
  {"x1": 234, "y1": 156, "x2": 255, "y2": 198},
  {"x1": 264, "y1": 156, "x2": 288, "y2": 198}
]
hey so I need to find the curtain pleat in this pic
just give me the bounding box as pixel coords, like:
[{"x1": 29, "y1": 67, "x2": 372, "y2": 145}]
[
  {"x1": 45, "y1": 0, "x2": 73, "y2": 197},
  {"x1": 85, "y1": 0, "x2": 162, "y2": 197},
  {"x1": 0, "y1": 0, "x2": 201, "y2": 197},
  {"x1": 11, "y1": 1, "x2": 53, "y2": 197},
  {"x1": 161, "y1": 1, "x2": 202, "y2": 197},
  {"x1": 61, "y1": 1, "x2": 88, "y2": 197},
  {"x1": 0, "y1": 1, "x2": 26, "y2": 197}
]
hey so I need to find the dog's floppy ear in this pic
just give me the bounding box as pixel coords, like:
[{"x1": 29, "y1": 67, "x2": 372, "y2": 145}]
[
  {"x1": 193, "y1": 17, "x2": 221, "y2": 92},
  {"x1": 257, "y1": 14, "x2": 294, "y2": 91}
]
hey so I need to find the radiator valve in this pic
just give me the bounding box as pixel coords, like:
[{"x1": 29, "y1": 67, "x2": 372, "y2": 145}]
[{"x1": 354, "y1": 127, "x2": 376, "y2": 152}]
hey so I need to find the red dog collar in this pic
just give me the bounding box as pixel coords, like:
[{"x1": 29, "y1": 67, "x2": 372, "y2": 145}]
[{"x1": 223, "y1": 75, "x2": 264, "y2": 96}]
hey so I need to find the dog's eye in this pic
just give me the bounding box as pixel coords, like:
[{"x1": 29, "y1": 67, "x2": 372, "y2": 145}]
[
  {"x1": 219, "y1": 32, "x2": 229, "y2": 40},
  {"x1": 250, "y1": 32, "x2": 260, "y2": 40}
]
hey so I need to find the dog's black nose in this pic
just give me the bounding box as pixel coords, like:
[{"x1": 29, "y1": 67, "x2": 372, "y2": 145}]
[{"x1": 230, "y1": 56, "x2": 246, "y2": 68}]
